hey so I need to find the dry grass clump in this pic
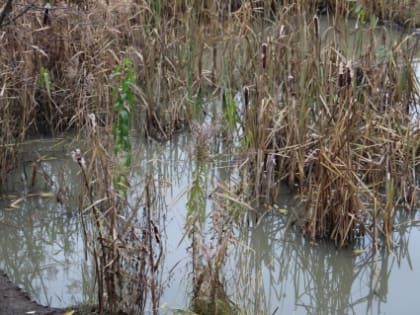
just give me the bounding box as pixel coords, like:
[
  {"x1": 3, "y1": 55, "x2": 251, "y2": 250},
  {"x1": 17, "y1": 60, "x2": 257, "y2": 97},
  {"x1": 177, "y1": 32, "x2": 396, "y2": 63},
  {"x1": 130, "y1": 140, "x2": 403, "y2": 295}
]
[
  {"x1": 0, "y1": 98, "x2": 16, "y2": 190},
  {"x1": 0, "y1": 0, "x2": 189, "y2": 139},
  {"x1": 0, "y1": 0, "x2": 195, "y2": 191},
  {"x1": 72, "y1": 121, "x2": 164, "y2": 314},
  {"x1": 1, "y1": 1, "x2": 96, "y2": 135},
  {"x1": 320, "y1": 0, "x2": 420, "y2": 27},
  {"x1": 234, "y1": 5, "x2": 419, "y2": 247},
  {"x1": 361, "y1": 0, "x2": 420, "y2": 27}
]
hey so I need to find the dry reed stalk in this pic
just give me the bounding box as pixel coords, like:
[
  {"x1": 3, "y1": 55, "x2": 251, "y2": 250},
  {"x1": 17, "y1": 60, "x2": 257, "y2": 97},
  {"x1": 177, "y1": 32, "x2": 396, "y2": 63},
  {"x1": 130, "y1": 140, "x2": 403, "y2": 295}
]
[
  {"x1": 234, "y1": 2, "x2": 419, "y2": 248},
  {"x1": 362, "y1": 0, "x2": 420, "y2": 27},
  {"x1": 0, "y1": 0, "x2": 199, "y2": 142},
  {"x1": 73, "y1": 118, "x2": 165, "y2": 313}
]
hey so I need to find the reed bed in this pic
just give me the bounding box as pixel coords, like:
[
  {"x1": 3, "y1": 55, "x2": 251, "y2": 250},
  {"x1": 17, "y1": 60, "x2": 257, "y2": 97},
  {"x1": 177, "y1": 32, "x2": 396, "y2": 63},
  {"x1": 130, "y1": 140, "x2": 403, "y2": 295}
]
[
  {"x1": 1, "y1": 0, "x2": 420, "y2": 313},
  {"x1": 361, "y1": 0, "x2": 420, "y2": 27},
  {"x1": 72, "y1": 120, "x2": 165, "y2": 314},
  {"x1": 233, "y1": 5, "x2": 420, "y2": 247}
]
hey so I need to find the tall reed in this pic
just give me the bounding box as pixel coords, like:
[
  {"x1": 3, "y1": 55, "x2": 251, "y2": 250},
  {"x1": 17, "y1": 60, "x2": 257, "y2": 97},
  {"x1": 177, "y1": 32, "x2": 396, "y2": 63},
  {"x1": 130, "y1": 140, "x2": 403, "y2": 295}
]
[{"x1": 234, "y1": 3, "x2": 419, "y2": 247}]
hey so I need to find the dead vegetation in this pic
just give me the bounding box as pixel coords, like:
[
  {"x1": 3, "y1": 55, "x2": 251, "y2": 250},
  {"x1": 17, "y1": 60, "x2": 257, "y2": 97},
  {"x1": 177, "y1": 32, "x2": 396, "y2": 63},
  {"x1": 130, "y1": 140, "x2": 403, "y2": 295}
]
[{"x1": 1, "y1": 0, "x2": 419, "y2": 313}]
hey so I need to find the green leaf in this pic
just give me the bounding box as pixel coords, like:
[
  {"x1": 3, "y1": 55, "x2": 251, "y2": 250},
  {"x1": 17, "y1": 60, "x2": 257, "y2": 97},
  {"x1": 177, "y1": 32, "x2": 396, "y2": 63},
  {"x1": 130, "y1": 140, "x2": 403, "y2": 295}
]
[{"x1": 40, "y1": 67, "x2": 51, "y2": 98}]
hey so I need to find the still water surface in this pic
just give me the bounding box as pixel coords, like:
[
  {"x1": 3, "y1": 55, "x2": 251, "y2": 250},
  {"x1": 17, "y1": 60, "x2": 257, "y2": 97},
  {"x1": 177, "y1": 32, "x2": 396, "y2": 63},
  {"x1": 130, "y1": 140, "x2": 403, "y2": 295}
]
[{"x1": 1, "y1": 126, "x2": 420, "y2": 314}]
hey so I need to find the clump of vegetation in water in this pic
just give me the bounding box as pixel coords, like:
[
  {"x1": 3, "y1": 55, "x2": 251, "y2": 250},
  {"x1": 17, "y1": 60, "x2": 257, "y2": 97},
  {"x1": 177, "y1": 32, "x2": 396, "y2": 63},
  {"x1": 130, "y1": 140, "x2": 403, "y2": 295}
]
[
  {"x1": 362, "y1": 0, "x2": 420, "y2": 27},
  {"x1": 231, "y1": 2, "x2": 419, "y2": 248},
  {"x1": 71, "y1": 58, "x2": 164, "y2": 314}
]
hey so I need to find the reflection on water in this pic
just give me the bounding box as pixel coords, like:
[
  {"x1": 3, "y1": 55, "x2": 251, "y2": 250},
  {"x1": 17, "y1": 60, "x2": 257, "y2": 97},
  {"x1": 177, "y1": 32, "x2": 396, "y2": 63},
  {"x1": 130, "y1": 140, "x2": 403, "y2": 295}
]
[
  {"x1": 230, "y1": 209, "x2": 420, "y2": 315},
  {"x1": 1, "y1": 133, "x2": 420, "y2": 315},
  {"x1": 0, "y1": 137, "x2": 95, "y2": 307}
]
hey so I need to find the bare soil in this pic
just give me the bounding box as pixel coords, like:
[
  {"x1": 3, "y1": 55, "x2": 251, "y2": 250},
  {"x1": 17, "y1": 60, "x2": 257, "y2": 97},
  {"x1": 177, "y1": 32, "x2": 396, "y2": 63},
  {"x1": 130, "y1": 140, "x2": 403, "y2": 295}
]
[{"x1": 0, "y1": 271, "x2": 63, "y2": 315}]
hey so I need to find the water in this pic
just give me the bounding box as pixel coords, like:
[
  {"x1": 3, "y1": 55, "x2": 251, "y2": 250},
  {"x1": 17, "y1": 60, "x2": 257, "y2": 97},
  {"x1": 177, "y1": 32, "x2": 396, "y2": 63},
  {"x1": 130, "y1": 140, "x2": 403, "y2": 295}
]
[
  {"x1": 1, "y1": 129, "x2": 420, "y2": 314},
  {"x1": 0, "y1": 137, "x2": 94, "y2": 307},
  {"x1": 229, "y1": 212, "x2": 420, "y2": 315}
]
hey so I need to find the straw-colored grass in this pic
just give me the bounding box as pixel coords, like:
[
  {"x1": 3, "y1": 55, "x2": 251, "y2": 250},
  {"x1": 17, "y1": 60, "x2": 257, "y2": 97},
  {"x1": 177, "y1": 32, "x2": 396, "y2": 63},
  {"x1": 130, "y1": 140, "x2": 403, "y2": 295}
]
[{"x1": 235, "y1": 4, "x2": 419, "y2": 247}]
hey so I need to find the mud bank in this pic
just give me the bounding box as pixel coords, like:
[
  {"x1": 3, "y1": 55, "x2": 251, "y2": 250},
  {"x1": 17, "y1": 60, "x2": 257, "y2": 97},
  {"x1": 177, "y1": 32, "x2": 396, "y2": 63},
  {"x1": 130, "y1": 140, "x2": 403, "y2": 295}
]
[{"x1": 0, "y1": 271, "x2": 63, "y2": 315}]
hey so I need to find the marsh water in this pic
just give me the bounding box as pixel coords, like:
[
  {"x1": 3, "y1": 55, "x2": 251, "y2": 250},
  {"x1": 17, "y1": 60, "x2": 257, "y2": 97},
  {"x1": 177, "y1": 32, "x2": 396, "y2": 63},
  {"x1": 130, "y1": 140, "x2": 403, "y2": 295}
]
[
  {"x1": 1, "y1": 24, "x2": 420, "y2": 315},
  {"x1": 1, "y1": 123, "x2": 420, "y2": 315}
]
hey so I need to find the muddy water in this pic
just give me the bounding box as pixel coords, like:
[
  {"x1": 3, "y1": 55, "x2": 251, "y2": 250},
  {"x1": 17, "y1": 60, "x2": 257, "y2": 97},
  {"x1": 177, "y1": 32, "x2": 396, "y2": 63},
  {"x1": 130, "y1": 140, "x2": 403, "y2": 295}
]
[{"x1": 1, "y1": 127, "x2": 420, "y2": 314}]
